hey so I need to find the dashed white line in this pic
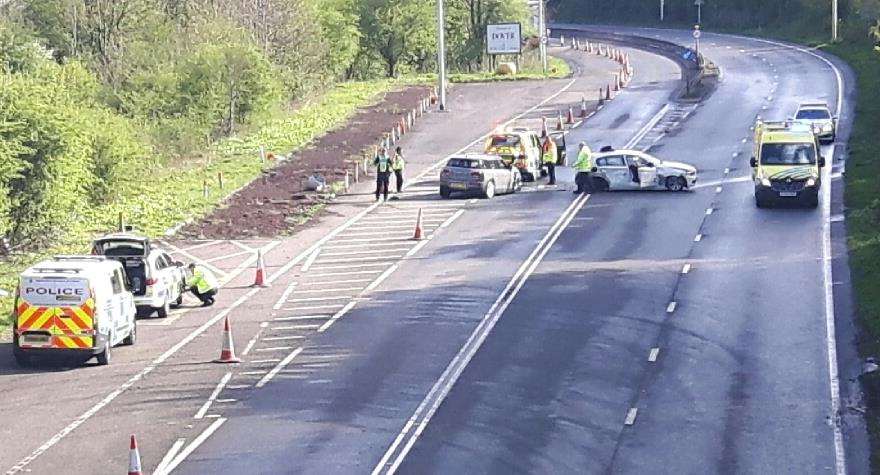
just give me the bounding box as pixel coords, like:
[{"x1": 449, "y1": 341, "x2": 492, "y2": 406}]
[
  {"x1": 283, "y1": 304, "x2": 346, "y2": 312},
  {"x1": 299, "y1": 278, "x2": 373, "y2": 286},
  {"x1": 273, "y1": 282, "x2": 298, "y2": 310},
  {"x1": 274, "y1": 315, "x2": 330, "y2": 321},
  {"x1": 320, "y1": 248, "x2": 412, "y2": 257},
  {"x1": 705, "y1": 208, "x2": 714, "y2": 216},
  {"x1": 263, "y1": 335, "x2": 306, "y2": 341},
  {"x1": 154, "y1": 417, "x2": 228, "y2": 475},
  {"x1": 255, "y1": 347, "x2": 304, "y2": 388},
  {"x1": 293, "y1": 287, "x2": 364, "y2": 294},
  {"x1": 307, "y1": 269, "x2": 385, "y2": 278},
  {"x1": 249, "y1": 358, "x2": 281, "y2": 364},
  {"x1": 194, "y1": 372, "x2": 232, "y2": 419},
  {"x1": 648, "y1": 348, "x2": 660, "y2": 362},
  {"x1": 681, "y1": 264, "x2": 691, "y2": 274},
  {"x1": 624, "y1": 408, "x2": 638, "y2": 426},
  {"x1": 694, "y1": 234, "x2": 703, "y2": 242},
  {"x1": 288, "y1": 296, "x2": 355, "y2": 303},
  {"x1": 241, "y1": 322, "x2": 268, "y2": 356},
  {"x1": 439, "y1": 209, "x2": 465, "y2": 229},
  {"x1": 255, "y1": 346, "x2": 294, "y2": 352},
  {"x1": 301, "y1": 247, "x2": 322, "y2": 272},
  {"x1": 666, "y1": 301, "x2": 677, "y2": 313}
]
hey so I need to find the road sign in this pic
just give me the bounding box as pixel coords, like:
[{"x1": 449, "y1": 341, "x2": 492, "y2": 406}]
[
  {"x1": 487, "y1": 23, "x2": 522, "y2": 54},
  {"x1": 695, "y1": 0, "x2": 704, "y2": 5},
  {"x1": 693, "y1": 29, "x2": 702, "y2": 39},
  {"x1": 541, "y1": 36, "x2": 548, "y2": 44}
]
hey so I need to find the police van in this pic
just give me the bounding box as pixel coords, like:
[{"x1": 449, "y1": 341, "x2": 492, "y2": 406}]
[
  {"x1": 750, "y1": 120, "x2": 825, "y2": 208},
  {"x1": 484, "y1": 127, "x2": 544, "y2": 181},
  {"x1": 12, "y1": 256, "x2": 137, "y2": 366}
]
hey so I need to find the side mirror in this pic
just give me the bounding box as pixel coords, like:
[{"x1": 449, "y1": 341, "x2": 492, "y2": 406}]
[
  {"x1": 175, "y1": 261, "x2": 184, "y2": 267},
  {"x1": 819, "y1": 156, "x2": 826, "y2": 168},
  {"x1": 591, "y1": 167, "x2": 598, "y2": 173},
  {"x1": 750, "y1": 157, "x2": 758, "y2": 167}
]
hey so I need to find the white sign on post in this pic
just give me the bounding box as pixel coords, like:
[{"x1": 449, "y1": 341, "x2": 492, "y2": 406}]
[{"x1": 487, "y1": 23, "x2": 522, "y2": 54}]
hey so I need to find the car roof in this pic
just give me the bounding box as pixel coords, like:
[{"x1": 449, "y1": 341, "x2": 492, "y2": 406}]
[
  {"x1": 593, "y1": 149, "x2": 644, "y2": 159},
  {"x1": 23, "y1": 256, "x2": 121, "y2": 279},
  {"x1": 451, "y1": 154, "x2": 502, "y2": 161},
  {"x1": 797, "y1": 102, "x2": 830, "y2": 110},
  {"x1": 763, "y1": 131, "x2": 816, "y2": 143}
]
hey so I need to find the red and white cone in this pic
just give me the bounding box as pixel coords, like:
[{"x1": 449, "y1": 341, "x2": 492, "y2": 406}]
[
  {"x1": 556, "y1": 111, "x2": 564, "y2": 131},
  {"x1": 566, "y1": 106, "x2": 575, "y2": 124},
  {"x1": 252, "y1": 249, "x2": 267, "y2": 287},
  {"x1": 541, "y1": 117, "x2": 548, "y2": 138},
  {"x1": 128, "y1": 435, "x2": 142, "y2": 475},
  {"x1": 581, "y1": 96, "x2": 588, "y2": 118},
  {"x1": 605, "y1": 85, "x2": 612, "y2": 101},
  {"x1": 412, "y1": 208, "x2": 424, "y2": 240},
  {"x1": 214, "y1": 316, "x2": 241, "y2": 363},
  {"x1": 613, "y1": 75, "x2": 620, "y2": 92}
]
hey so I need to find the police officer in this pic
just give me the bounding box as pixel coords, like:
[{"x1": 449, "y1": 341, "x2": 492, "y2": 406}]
[
  {"x1": 542, "y1": 136, "x2": 557, "y2": 185},
  {"x1": 374, "y1": 147, "x2": 392, "y2": 201},
  {"x1": 188, "y1": 263, "x2": 219, "y2": 306},
  {"x1": 391, "y1": 146, "x2": 406, "y2": 193},
  {"x1": 573, "y1": 141, "x2": 594, "y2": 194}
]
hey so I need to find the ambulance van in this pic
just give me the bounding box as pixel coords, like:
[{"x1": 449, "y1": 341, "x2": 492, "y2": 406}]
[{"x1": 12, "y1": 256, "x2": 137, "y2": 366}]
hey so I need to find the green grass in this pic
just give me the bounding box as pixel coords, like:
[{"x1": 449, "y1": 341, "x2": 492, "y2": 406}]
[{"x1": 0, "y1": 78, "x2": 414, "y2": 332}]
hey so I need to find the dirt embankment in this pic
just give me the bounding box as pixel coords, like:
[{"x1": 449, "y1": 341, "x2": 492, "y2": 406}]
[{"x1": 181, "y1": 86, "x2": 432, "y2": 239}]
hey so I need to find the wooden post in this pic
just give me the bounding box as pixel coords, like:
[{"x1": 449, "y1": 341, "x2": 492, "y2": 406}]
[
  {"x1": 203, "y1": 180, "x2": 209, "y2": 198},
  {"x1": 217, "y1": 171, "x2": 224, "y2": 189},
  {"x1": 117, "y1": 212, "x2": 124, "y2": 232}
]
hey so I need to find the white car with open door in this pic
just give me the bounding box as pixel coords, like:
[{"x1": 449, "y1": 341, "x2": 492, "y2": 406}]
[{"x1": 590, "y1": 150, "x2": 697, "y2": 192}]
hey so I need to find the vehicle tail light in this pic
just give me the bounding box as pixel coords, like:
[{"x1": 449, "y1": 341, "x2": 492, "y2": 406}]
[
  {"x1": 145, "y1": 278, "x2": 157, "y2": 286},
  {"x1": 440, "y1": 169, "x2": 452, "y2": 178},
  {"x1": 470, "y1": 171, "x2": 484, "y2": 181}
]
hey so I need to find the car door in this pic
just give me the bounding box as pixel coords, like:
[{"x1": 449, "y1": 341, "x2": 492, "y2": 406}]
[
  {"x1": 493, "y1": 160, "x2": 512, "y2": 191},
  {"x1": 109, "y1": 270, "x2": 126, "y2": 341},
  {"x1": 601, "y1": 155, "x2": 632, "y2": 189},
  {"x1": 158, "y1": 252, "x2": 181, "y2": 299},
  {"x1": 634, "y1": 154, "x2": 659, "y2": 188}
]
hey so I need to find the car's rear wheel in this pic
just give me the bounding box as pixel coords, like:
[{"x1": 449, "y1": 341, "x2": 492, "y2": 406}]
[
  {"x1": 96, "y1": 335, "x2": 112, "y2": 366},
  {"x1": 171, "y1": 287, "x2": 184, "y2": 308},
  {"x1": 156, "y1": 298, "x2": 170, "y2": 318},
  {"x1": 483, "y1": 181, "x2": 496, "y2": 199},
  {"x1": 512, "y1": 175, "x2": 522, "y2": 193},
  {"x1": 122, "y1": 320, "x2": 137, "y2": 346},
  {"x1": 440, "y1": 186, "x2": 451, "y2": 199},
  {"x1": 665, "y1": 176, "x2": 685, "y2": 192},
  {"x1": 755, "y1": 195, "x2": 767, "y2": 208},
  {"x1": 593, "y1": 177, "x2": 610, "y2": 192}
]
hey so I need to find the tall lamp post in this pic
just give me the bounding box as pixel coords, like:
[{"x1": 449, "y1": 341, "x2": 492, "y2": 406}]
[
  {"x1": 437, "y1": 0, "x2": 447, "y2": 111},
  {"x1": 832, "y1": 0, "x2": 839, "y2": 42},
  {"x1": 539, "y1": 0, "x2": 547, "y2": 74}
]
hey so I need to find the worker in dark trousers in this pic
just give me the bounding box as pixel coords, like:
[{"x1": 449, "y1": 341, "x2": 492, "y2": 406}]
[
  {"x1": 392, "y1": 146, "x2": 406, "y2": 194},
  {"x1": 542, "y1": 136, "x2": 557, "y2": 185},
  {"x1": 374, "y1": 147, "x2": 392, "y2": 202}
]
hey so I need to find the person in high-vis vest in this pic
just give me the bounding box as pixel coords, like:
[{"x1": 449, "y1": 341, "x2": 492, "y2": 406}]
[
  {"x1": 374, "y1": 147, "x2": 392, "y2": 201},
  {"x1": 392, "y1": 146, "x2": 406, "y2": 193},
  {"x1": 573, "y1": 142, "x2": 594, "y2": 194},
  {"x1": 188, "y1": 263, "x2": 219, "y2": 306},
  {"x1": 542, "y1": 136, "x2": 557, "y2": 185}
]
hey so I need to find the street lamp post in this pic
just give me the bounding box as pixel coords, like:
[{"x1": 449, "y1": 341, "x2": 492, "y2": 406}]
[
  {"x1": 538, "y1": 0, "x2": 547, "y2": 74},
  {"x1": 660, "y1": 0, "x2": 665, "y2": 22},
  {"x1": 437, "y1": 0, "x2": 447, "y2": 111},
  {"x1": 832, "y1": 0, "x2": 839, "y2": 42}
]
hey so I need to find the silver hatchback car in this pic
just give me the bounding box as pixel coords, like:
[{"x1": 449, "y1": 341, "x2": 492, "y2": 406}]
[{"x1": 440, "y1": 154, "x2": 522, "y2": 199}]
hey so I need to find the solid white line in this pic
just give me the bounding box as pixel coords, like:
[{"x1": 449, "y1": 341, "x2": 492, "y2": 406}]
[
  {"x1": 648, "y1": 348, "x2": 660, "y2": 362},
  {"x1": 256, "y1": 347, "x2": 304, "y2": 388},
  {"x1": 288, "y1": 296, "x2": 355, "y2": 303},
  {"x1": 716, "y1": 186, "x2": 723, "y2": 193},
  {"x1": 706, "y1": 208, "x2": 714, "y2": 215},
  {"x1": 221, "y1": 241, "x2": 281, "y2": 287},
  {"x1": 194, "y1": 372, "x2": 232, "y2": 419},
  {"x1": 154, "y1": 417, "x2": 228, "y2": 475},
  {"x1": 318, "y1": 301, "x2": 359, "y2": 333},
  {"x1": 666, "y1": 301, "x2": 677, "y2": 313},
  {"x1": 282, "y1": 304, "x2": 345, "y2": 311},
  {"x1": 309, "y1": 263, "x2": 389, "y2": 271},
  {"x1": 204, "y1": 249, "x2": 251, "y2": 264},
  {"x1": 273, "y1": 282, "x2": 298, "y2": 310},
  {"x1": 255, "y1": 346, "x2": 294, "y2": 352},
  {"x1": 154, "y1": 438, "x2": 186, "y2": 475},
  {"x1": 363, "y1": 264, "x2": 399, "y2": 294},
  {"x1": 263, "y1": 335, "x2": 306, "y2": 341},
  {"x1": 439, "y1": 209, "x2": 465, "y2": 229},
  {"x1": 682, "y1": 263, "x2": 691, "y2": 274},
  {"x1": 314, "y1": 255, "x2": 405, "y2": 265},
  {"x1": 323, "y1": 241, "x2": 418, "y2": 250},
  {"x1": 374, "y1": 193, "x2": 590, "y2": 474},
  {"x1": 293, "y1": 287, "x2": 363, "y2": 294},
  {"x1": 320, "y1": 248, "x2": 412, "y2": 257},
  {"x1": 249, "y1": 359, "x2": 281, "y2": 364},
  {"x1": 405, "y1": 240, "x2": 430, "y2": 258},
  {"x1": 241, "y1": 322, "x2": 268, "y2": 356},
  {"x1": 694, "y1": 234, "x2": 703, "y2": 242},
  {"x1": 624, "y1": 408, "x2": 638, "y2": 426},
  {"x1": 626, "y1": 104, "x2": 670, "y2": 149},
  {"x1": 301, "y1": 247, "x2": 322, "y2": 272},
  {"x1": 299, "y1": 278, "x2": 373, "y2": 286},
  {"x1": 160, "y1": 240, "x2": 227, "y2": 277}
]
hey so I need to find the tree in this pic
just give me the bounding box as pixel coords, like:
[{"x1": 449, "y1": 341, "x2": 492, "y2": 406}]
[{"x1": 359, "y1": 0, "x2": 435, "y2": 77}]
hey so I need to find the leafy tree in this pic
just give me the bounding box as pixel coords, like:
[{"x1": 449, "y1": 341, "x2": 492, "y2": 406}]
[{"x1": 359, "y1": 0, "x2": 436, "y2": 77}]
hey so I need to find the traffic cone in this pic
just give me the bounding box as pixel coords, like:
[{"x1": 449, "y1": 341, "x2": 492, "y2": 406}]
[
  {"x1": 214, "y1": 316, "x2": 241, "y2": 363},
  {"x1": 541, "y1": 116, "x2": 548, "y2": 138},
  {"x1": 252, "y1": 249, "x2": 267, "y2": 287},
  {"x1": 613, "y1": 75, "x2": 620, "y2": 92},
  {"x1": 566, "y1": 106, "x2": 575, "y2": 124},
  {"x1": 606, "y1": 85, "x2": 612, "y2": 101},
  {"x1": 128, "y1": 435, "x2": 142, "y2": 475},
  {"x1": 581, "y1": 96, "x2": 588, "y2": 118},
  {"x1": 412, "y1": 208, "x2": 424, "y2": 240},
  {"x1": 556, "y1": 111, "x2": 564, "y2": 131}
]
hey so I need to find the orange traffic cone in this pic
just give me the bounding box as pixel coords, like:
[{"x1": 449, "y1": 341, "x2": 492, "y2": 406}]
[
  {"x1": 566, "y1": 106, "x2": 575, "y2": 124},
  {"x1": 412, "y1": 208, "x2": 424, "y2": 240},
  {"x1": 252, "y1": 249, "x2": 267, "y2": 287},
  {"x1": 556, "y1": 111, "x2": 564, "y2": 131},
  {"x1": 606, "y1": 85, "x2": 612, "y2": 101},
  {"x1": 541, "y1": 116, "x2": 548, "y2": 138},
  {"x1": 581, "y1": 96, "x2": 588, "y2": 118},
  {"x1": 128, "y1": 435, "x2": 142, "y2": 475},
  {"x1": 214, "y1": 316, "x2": 241, "y2": 363},
  {"x1": 613, "y1": 75, "x2": 620, "y2": 92},
  {"x1": 599, "y1": 87, "x2": 605, "y2": 105}
]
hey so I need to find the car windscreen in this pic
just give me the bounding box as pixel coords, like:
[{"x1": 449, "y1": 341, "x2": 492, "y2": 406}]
[
  {"x1": 95, "y1": 240, "x2": 147, "y2": 256},
  {"x1": 760, "y1": 143, "x2": 816, "y2": 165},
  {"x1": 795, "y1": 109, "x2": 831, "y2": 120},
  {"x1": 447, "y1": 159, "x2": 485, "y2": 169},
  {"x1": 489, "y1": 135, "x2": 520, "y2": 148}
]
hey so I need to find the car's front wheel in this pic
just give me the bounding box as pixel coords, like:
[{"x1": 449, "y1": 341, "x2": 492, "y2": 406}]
[
  {"x1": 665, "y1": 176, "x2": 686, "y2": 192},
  {"x1": 440, "y1": 186, "x2": 451, "y2": 199},
  {"x1": 483, "y1": 181, "x2": 496, "y2": 199},
  {"x1": 156, "y1": 298, "x2": 170, "y2": 318},
  {"x1": 96, "y1": 334, "x2": 112, "y2": 366},
  {"x1": 122, "y1": 320, "x2": 137, "y2": 346}
]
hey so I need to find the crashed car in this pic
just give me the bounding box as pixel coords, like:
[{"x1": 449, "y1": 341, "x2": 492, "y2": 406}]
[{"x1": 590, "y1": 149, "x2": 697, "y2": 191}]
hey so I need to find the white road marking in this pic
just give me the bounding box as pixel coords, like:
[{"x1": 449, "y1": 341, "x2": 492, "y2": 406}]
[
  {"x1": 326, "y1": 237, "x2": 415, "y2": 245},
  {"x1": 273, "y1": 282, "x2": 298, "y2": 310},
  {"x1": 203, "y1": 249, "x2": 252, "y2": 264},
  {"x1": 229, "y1": 240, "x2": 258, "y2": 253},
  {"x1": 301, "y1": 247, "x2": 322, "y2": 272},
  {"x1": 706, "y1": 208, "x2": 714, "y2": 215},
  {"x1": 154, "y1": 438, "x2": 186, "y2": 475},
  {"x1": 241, "y1": 322, "x2": 268, "y2": 356},
  {"x1": 405, "y1": 240, "x2": 430, "y2": 258},
  {"x1": 322, "y1": 241, "x2": 418, "y2": 250},
  {"x1": 153, "y1": 417, "x2": 227, "y2": 475},
  {"x1": 249, "y1": 359, "x2": 281, "y2": 364},
  {"x1": 263, "y1": 335, "x2": 306, "y2": 341},
  {"x1": 299, "y1": 278, "x2": 373, "y2": 286},
  {"x1": 256, "y1": 347, "x2": 304, "y2": 388},
  {"x1": 313, "y1": 255, "x2": 406, "y2": 265},
  {"x1": 716, "y1": 186, "x2": 723, "y2": 193},
  {"x1": 274, "y1": 315, "x2": 330, "y2": 321},
  {"x1": 240, "y1": 370, "x2": 268, "y2": 376},
  {"x1": 194, "y1": 372, "x2": 232, "y2": 419},
  {"x1": 363, "y1": 265, "x2": 400, "y2": 294},
  {"x1": 160, "y1": 240, "x2": 227, "y2": 277},
  {"x1": 283, "y1": 304, "x2": 346, "y2": 312},
  {"x1": 666, "y1": 302, "x2": 677, "y2": 313},
  {"x1": 648, "y1": 348, "x2": 660, "y2": 362},
  {"x1": 288, "y1": 296, "x2": 355, "y2": 303},
  {"x1": 255, "y1": 346, "x2": 294, "y2": 352},
  {"x1": 694, "y1": 234, "x2": 703, "y2": 242},
  {"x1": 373, "y1": 193, "x2": 591, "y2": 474},
  {"x1": 682, "y1": 264, "x2": 691, "y2": 274},
  {"x1": 318, "y1": 301, "x2": 359, "y2": 333},
  {"x1": 293, "y1": 287, "x2": 364, "y2": 294},
  {"x1": 320, "y1": 248, "x2": 412, "y2": 257},
  {"x1": 439, "y1": 209, "x2": 465, "y2": 229},
  {"x1": 308, "y1": 263, "x2": 389, "y2": 272},
  {"x1": 624, "y1": 408, "x2": 638, "y2": 426}
]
